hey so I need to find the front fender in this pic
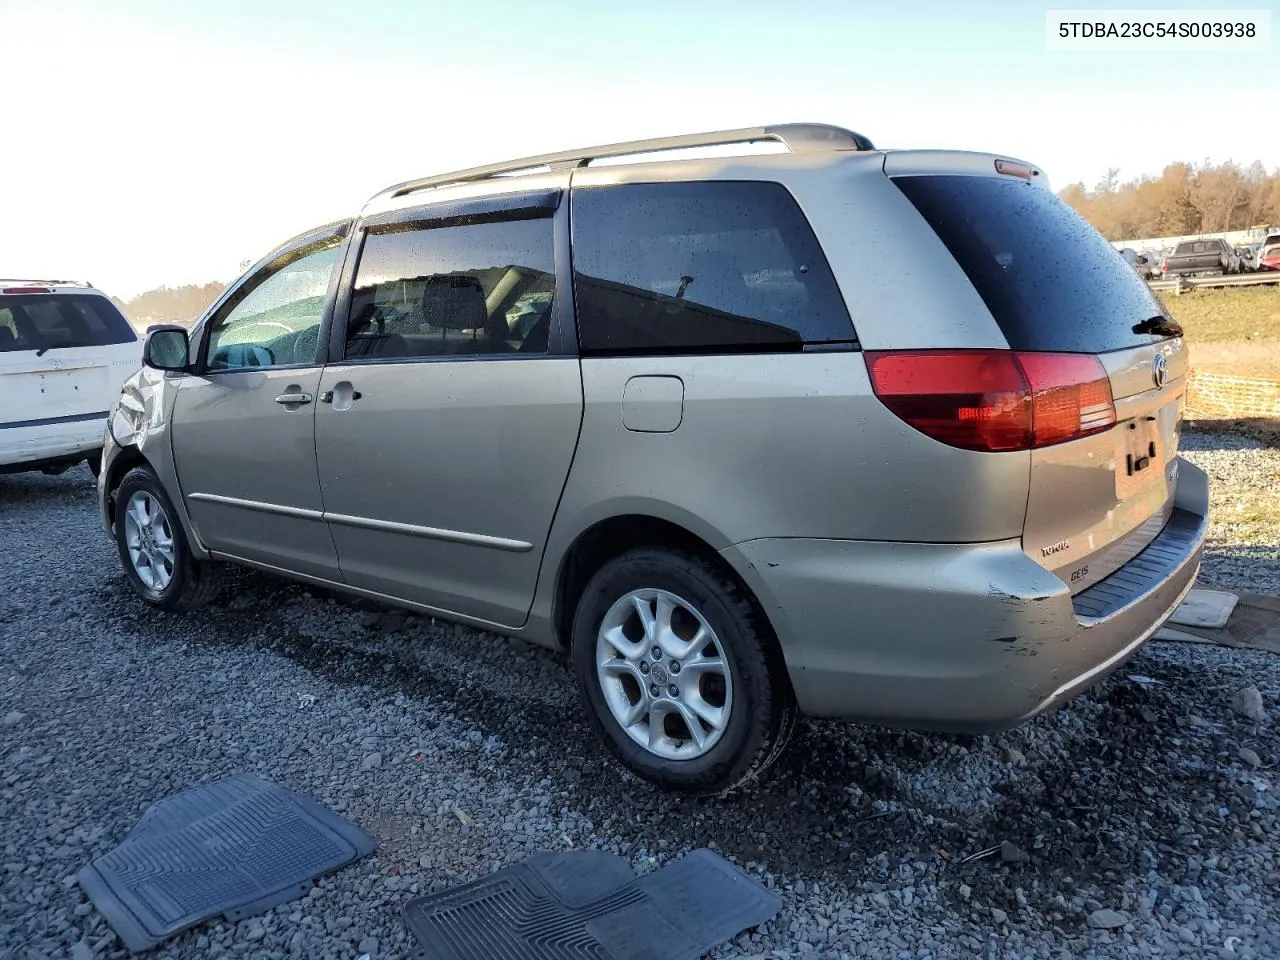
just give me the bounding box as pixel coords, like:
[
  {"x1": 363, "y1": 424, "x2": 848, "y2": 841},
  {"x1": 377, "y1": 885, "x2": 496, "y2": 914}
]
[{"x1": 98, "y1": 368, "x2": 209, "y2": 558}]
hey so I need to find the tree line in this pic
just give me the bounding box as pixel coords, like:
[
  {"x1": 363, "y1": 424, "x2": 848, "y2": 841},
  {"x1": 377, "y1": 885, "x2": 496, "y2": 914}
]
[
  {"x1": 1060, "y1": 160, "x2": 1280, "y2": 241},
  {"x1": 111, "y1": 282, "x2": 226, "y2": 329}
]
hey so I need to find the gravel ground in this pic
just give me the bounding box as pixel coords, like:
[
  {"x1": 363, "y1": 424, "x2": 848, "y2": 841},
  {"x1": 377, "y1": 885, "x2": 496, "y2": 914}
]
[{"x1": 2, "y1": 434, "x2": 1279, "y2": 960}]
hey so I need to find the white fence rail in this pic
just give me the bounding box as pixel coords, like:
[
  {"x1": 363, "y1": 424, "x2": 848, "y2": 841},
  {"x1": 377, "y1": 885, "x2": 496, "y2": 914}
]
[
  {"x1": 1186, "y1": 372, "x2": 1280, "y2": 420},
  {"x1": 1150, "y1": 274, "x2": 1280, "y2": 293}
]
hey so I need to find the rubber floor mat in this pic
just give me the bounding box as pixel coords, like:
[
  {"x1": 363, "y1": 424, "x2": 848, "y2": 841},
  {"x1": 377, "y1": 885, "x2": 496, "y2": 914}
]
[
  {"x1": 78, "y1": 773, "x2": 375, "y2": 952},
  {"x1": 402, "y1": 848, "x2": 779, "y2": 960}
]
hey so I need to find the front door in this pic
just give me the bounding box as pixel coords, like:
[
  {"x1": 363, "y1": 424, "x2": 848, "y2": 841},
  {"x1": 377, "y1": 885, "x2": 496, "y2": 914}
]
[
  {"x1": 171, "y1": 234, "x2": 345, "y2": 580},
  {"x1": 314, "y1": 187, "x2": 582, "y2": 627}
]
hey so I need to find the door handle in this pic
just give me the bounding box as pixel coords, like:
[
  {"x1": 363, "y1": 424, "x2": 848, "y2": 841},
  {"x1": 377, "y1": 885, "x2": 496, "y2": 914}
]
[
  {"x1": 275, "y1": 392, "x2": 313, "y2": 405},
  {"x1": 320, "y1": 387, "x2": 362, "y2": 404}
]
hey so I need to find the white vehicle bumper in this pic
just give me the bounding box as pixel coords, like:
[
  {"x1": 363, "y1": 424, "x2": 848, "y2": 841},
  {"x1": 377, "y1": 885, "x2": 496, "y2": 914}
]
[{"x1": 0, "y1": 414, "x2": 107, "y2": 470}]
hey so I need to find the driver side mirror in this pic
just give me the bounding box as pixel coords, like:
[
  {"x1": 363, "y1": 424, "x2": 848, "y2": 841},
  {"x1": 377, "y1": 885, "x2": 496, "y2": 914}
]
[{"x1": 142, "y1": 325, "x2": 190, "y2": 371}]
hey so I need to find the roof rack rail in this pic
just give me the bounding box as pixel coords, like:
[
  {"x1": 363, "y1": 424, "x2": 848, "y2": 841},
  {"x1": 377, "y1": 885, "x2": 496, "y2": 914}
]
[{"x1": 370, "y1": 123, "x2": 875, "y2": 205}]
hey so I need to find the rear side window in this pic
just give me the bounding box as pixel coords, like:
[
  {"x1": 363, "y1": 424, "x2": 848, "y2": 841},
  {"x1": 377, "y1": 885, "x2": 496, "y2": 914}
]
[
  {"x1": 0, "y1": 294, "x2": 136, "y2": 353},
  {"x1": 571, "y1": 181, "x2": 854, "y2": 355},
  {"x1": 345, "y1": 216, "x2": 555, "y2": 359},
  {"x1": 895, "y1": 176, "x2": 1171, "y2": 353}
]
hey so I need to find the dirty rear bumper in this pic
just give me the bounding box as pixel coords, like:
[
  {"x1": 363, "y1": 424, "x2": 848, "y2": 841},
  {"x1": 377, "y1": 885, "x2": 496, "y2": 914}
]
[{"x1": 721, "y1": 457, "x2": 1209, "y2": 731}]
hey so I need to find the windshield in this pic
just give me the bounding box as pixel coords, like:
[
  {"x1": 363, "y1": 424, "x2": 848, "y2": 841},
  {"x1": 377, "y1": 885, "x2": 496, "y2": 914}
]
[{"x1": 0, "y1": 293, "x2": 136, "y2": 353}]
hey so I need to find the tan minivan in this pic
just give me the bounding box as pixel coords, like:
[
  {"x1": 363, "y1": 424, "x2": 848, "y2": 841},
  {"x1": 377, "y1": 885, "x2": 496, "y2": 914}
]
[{"x1": 98, "y1": 124, "x2": 1207, "y2": 792}]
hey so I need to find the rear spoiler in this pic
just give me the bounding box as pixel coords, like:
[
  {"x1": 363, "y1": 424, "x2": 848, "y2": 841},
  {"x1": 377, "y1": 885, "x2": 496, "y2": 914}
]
[{"x1": 882, "y1": 151, "x2": 1050, "y2": 191}]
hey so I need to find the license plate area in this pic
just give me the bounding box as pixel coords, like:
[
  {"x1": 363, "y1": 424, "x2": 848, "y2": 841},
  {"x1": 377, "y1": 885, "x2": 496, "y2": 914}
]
[
  {"x1": 1116, "y1": 415, "x2": 1162, "y2": 499},
  {"x1": 19, "y1": 367, "x2": 107, "y2": 413}
]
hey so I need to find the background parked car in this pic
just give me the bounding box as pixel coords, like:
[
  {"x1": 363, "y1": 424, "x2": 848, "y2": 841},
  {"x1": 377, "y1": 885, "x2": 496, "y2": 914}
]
[
  {"x1": 1258, "y1": 237, "x2": 1280, "y2": 272},
  {"x1": 1235, "y1": 246, "x2": 1259, "y2": 272},
  {"x1": 1120, "y1": 247, "x2": 1158, "y2": 280},
  {"x1": 0, "y1": 280, "x2": 140, "y2": 475},
  {"x1": 1162, "y1": 238, "x2": 1240, "y2": 277}
]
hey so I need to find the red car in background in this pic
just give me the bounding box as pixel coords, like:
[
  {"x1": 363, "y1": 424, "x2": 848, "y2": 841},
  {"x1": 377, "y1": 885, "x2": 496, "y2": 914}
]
[{"x1": 1258, "y1": 237, "x2": 1280, "y2": 272}]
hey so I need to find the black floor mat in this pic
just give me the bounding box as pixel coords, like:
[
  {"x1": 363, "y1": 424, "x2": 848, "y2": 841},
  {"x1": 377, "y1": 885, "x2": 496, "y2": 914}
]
[
  {"x1": 402, "y1": 848, "x2": 780, "y2": 960},
  {"x1": 78, "y1": 773, "x2": 375, "y2": 952}
]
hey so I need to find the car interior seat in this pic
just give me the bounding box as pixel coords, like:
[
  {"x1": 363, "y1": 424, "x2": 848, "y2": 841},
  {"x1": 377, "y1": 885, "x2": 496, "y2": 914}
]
[{"x1": 420, "y1": 275, "x2": 491, "y2": 355}]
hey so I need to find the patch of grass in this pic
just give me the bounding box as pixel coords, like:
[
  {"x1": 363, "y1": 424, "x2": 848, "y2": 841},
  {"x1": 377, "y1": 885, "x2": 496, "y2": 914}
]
[
  {"x1": 1206, "y1": 479, "x2": 1280, "y2": 547},
  {"x1": 1157, "y1": 286, "x2": 1280, "y2": 344},
  {"x1": 1157, "y1": 289, "x2": 1280, "y2": 431}
]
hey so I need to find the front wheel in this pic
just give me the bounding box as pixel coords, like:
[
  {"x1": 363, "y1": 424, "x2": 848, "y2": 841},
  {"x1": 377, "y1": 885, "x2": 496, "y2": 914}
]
[
  {"x1": 571, "y1": 547, "x2": 796, "y2": 794},
  {"x1": 114, "y1": 466, "x2": 221, "y2": 610}
]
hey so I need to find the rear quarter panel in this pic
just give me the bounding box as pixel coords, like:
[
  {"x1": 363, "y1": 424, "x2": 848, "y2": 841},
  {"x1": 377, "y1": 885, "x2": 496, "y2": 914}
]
[{"x1": 544, "y1": 352, "x2": 1030, "y2": 549}]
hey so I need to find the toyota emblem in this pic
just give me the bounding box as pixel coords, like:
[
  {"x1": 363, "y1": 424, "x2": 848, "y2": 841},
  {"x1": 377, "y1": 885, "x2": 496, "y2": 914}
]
[{"x1": 1153, "y1": 353, "x2": 1168, "y2": 389}]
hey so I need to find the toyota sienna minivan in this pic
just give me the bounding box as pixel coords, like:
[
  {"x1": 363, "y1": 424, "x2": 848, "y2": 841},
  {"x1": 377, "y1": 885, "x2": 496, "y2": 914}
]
[{"x1": 98, "y1": 124, "x2": 1207, "y2": 792}]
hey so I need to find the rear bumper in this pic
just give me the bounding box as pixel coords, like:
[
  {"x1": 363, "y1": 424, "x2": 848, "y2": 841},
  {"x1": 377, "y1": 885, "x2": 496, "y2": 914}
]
[
  {"x1": 0, "y1": 417, "x2": 105, "y2": 471},
  {"x1": 1164, "y1": 265, "x2": 1224, "y2": 276},
  {"x1": 722, "y1": 457, "x2": 1209, "y2": 731}
]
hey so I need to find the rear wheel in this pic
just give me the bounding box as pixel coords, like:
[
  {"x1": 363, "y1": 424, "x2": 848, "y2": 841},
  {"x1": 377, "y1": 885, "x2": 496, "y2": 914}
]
[
  {"x1": 114, "y1": 466, "x2": 220, "y2": 610},
  {"x1": 570, "y1": 547, "x2": 795, "y2": 794}
]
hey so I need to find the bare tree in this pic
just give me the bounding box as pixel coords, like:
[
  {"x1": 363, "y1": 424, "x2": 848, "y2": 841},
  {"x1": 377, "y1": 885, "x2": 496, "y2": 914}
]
[
  {"x1": 1190, "y1": 162, "x2": 1246, "y2": 233},
  {"x1": 1061, "y1": 159, "x2": 1277, "y2": 239},
  {"x1": 116, "y1": 283, "x2": 226, "y2": 328}
]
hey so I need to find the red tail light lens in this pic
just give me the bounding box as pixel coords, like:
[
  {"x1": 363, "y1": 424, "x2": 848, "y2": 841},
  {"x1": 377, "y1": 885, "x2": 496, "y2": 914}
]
[
  {"x1": 1017, "y1": 352, "x2": 1117, "y2": 445},
  {"x1": 866, "y1": 350, "x2": 1116, "y2": 452},
  {"x1": 865, "y1": 351, "x2": 1030, "y2": 451},
  {"x1": 2, "y1": 286, "x2": 52, "y2": 294}
]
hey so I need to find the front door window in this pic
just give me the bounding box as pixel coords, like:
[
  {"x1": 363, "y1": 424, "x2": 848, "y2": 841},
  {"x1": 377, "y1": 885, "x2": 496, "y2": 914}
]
[{"x1": 205, "y1": 243, "x2": 341, "y2": 371}]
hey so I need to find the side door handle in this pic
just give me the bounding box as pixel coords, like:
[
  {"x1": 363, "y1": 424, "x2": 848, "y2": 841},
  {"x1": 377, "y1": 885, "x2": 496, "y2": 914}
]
[
  {"x1": 275, "y1": 392, "x2": 313, "y2": 405},
  {"x1": 320, "y1": 384, "x2": 363, "y2": 407}
]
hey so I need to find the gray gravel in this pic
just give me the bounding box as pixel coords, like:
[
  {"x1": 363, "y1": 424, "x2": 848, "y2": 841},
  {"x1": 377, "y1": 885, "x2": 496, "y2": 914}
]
[{"x1": 3, "y1": 437, "x2": 1279, "y2": 960}]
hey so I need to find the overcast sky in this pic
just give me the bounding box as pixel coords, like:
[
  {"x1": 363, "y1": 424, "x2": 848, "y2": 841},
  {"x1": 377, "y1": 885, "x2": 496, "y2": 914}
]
[{"x1": 2, "y1": 0, "x2": 1275, "y2": 298}]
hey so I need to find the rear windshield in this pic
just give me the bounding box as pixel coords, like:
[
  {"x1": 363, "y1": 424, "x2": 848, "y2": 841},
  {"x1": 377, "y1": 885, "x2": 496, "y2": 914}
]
[
  {"x1": 1174, "y1": 241, "x2": 1217, "y2": 255},
  {"x1": 0, "y1": 293, "x2": 136, "y2": 353},
  {"x1": 895, "y1": 175, "x2": 1173, "y2": 353}
]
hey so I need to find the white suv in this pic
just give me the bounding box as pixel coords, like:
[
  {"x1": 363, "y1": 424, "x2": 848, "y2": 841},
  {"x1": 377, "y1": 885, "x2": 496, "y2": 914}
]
[{"x1": 1, "y1": 281, "x2": 141, "y2": 475}]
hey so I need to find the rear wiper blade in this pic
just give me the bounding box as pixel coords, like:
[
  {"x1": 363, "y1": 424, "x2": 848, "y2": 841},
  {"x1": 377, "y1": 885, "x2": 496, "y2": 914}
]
[
  {"x1": 35, "y1": 341, "x2": 93, "y2": 357},
  {"x1": 1131, "y1": 315, "x2": 1183, "y2": 338}
]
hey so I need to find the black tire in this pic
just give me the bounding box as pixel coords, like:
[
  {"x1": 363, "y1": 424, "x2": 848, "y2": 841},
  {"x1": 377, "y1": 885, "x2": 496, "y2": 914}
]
[
  {"x1": 570, "y1": 546, "x2": 796, "y2": 794},
  {"x1": 114, "y1": 465, "x2": 221, "y2": 610}
]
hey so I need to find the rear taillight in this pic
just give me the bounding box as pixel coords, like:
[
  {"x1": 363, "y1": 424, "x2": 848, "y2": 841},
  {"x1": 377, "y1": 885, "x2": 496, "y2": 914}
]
[
  {"x1": 866, "y1": 349, "x2": 1116, "y2": 452},
  {"x1": 2, "y1": 286, "x2": 52, "y2": 294}
]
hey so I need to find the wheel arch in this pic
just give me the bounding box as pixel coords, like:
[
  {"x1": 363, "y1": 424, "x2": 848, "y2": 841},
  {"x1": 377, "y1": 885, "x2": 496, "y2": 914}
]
[
  {"x1": 550, "y1": 513, "x2": 793, "y2": 696},
  {"x1": 103, "y1": 445, "x2": 149, "y2": 535}
]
